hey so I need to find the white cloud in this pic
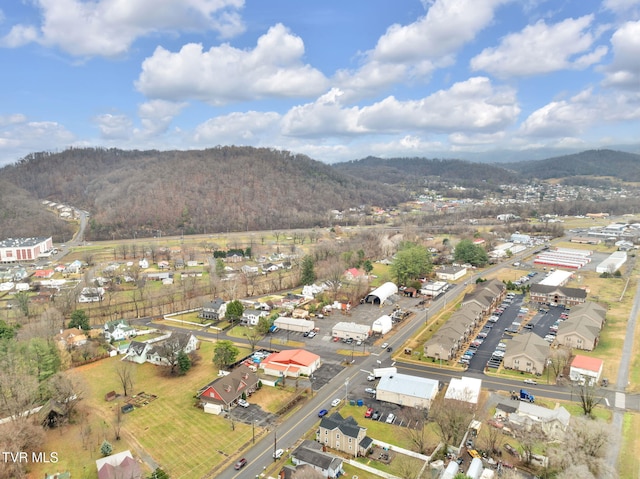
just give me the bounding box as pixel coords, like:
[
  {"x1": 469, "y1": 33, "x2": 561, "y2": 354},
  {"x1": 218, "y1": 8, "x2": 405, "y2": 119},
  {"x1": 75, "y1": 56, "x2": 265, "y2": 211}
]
[
  {"x1": 602, "y1": 21, "x2": 640, "y2": 89},
  {"x1": 137, "y1": 100, "x2": 187, "y2": 137},
  {"x1": 0, "y1": 24, "x2": 39, "y2": 48},
  {"x1": 136, "y1": 24, "x2": 329, "y2": 104},
  {"x1": 193, "y1": 110, "x2": 281, "y2": 144},
  {"x1": 93, "y1": 113, "x2": 133, "y2": 140},
  {"x1": 471, "y1": 15, "x2": 607, "y2": 77},
  {"x1": 372, "y1": 0, "x2": 506, "y2": 63},
  {"x1": 0, "y1": 0, "x2": 245, "y2": 57},
  {"x1": 0, "y1": 120, "x2": 74, "y2": 157},
  {"x1": 336, "y1": 0, "x2": 506, "y2": 98},
  {"x1": 0, "y1": 114, "x2": 27, "y2": 127},
  {"x1": 358, "y1": 77, "x2": 520, "y2": 133},
  {"x1": 520, "y1": 100, "x2": 594, "y2": 138},
  {"x1": 603, "y1": 0, "x2": 640, "y2": 16}
]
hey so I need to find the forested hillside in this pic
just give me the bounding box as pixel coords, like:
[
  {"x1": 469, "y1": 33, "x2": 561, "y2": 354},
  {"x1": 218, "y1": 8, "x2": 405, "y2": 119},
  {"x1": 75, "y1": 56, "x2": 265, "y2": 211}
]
[
  {"x1": 0, "y1": 147, "x2": 409, "y2": 240},
  {"x1": 502, "y1": 149, "x2": 640, "y2": 182},
  {"x1": 332, "y1": 156, "x2": 521, "y2": 188}
]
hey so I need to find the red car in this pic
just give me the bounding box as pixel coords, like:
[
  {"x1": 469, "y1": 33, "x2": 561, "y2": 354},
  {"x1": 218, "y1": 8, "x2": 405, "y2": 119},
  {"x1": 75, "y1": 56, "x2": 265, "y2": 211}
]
[
  {"x1": 234, "y1": 458, "x2": 247, "y2": 470},
  {"x1": 364, "y1": 407, "x2": 374, "y2": 418}
]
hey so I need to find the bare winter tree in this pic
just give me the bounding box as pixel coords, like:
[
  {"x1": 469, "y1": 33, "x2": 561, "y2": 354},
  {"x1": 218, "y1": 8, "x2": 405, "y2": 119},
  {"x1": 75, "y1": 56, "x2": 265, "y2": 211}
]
[
  {"x1": 573, "y1": 380, "x2": 605, "y2": 417},
  {"x1": 404, "y1": 407, "x2": 430, "y2": 454},
  {"x1": 113, "y1": 405, "x2": 123, "y2": 441},
  {"x1": 430, "y1": 394, "x2": 476, "y2": 447},
  {"x1": 0, "y1": 420, "x2": 45, "y2": 479},
  {"x1": 47, "y1": 372, "x2": 85, "y2": 422},
  {"x1": 244, "y1": 328, "x2": 264, "y2": 353},
  {"x1": 548, "y1": 346, "x2": 572, "y2": 380},
  {"x1": 548, "y1": 416, "x2": 617, "y2": 479},
  {"x1": 114, "y1": 361, "x2": 135, "y2": 397},
  {"x1": 0, "y1": 350, "x2": 40, "y2": 420},
  {"x1": 481, "y1": 420, "x2": 504, "y2": 455}
]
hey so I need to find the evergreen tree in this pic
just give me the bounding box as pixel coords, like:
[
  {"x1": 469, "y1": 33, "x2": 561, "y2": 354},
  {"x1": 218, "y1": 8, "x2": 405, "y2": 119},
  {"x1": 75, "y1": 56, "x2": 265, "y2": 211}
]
[
  {"x1": 177, "y1": 350, "x2": 191, "y2": 375},
  {"x1": 100, "y1": 440, "x2": 113, "y2": 457},
  {"x1": 69, "y1": 309, "x2": 90, "y2": 330},
  {"x1": 301, "y1": 255, "x2": 316, "y2": 285}
]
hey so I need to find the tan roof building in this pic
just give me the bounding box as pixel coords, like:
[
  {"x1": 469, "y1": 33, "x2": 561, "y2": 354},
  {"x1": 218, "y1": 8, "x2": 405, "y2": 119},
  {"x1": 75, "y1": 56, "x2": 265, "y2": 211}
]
[{"x1": 503, "y1": 333, "x2": 550, "y2": 375}]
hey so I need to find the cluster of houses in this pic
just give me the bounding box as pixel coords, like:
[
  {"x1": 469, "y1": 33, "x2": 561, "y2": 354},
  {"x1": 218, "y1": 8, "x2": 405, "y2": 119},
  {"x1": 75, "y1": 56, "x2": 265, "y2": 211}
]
[
  {"x1": 554, "y1": 302, "x2": 607, "y2": 351},
  {"x1": 424, "y1": 279, "x2": 506, "y2": 362}
]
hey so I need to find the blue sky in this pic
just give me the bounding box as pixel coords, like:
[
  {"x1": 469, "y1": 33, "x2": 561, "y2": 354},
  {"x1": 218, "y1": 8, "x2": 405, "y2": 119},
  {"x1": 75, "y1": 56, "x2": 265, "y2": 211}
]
[{"x1": 1, "y1": 0, "x2": 639, "y2": 166}]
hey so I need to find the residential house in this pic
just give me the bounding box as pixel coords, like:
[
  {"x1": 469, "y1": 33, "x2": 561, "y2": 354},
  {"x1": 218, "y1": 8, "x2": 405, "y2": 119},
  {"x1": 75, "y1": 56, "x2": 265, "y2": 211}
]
[
  {"x1": 65, "y1": 260, "x2": 83, "y2": 274},
  {"x1": 569, "y1": 355, "x2": 604, "y2": 385},
  {"x1": 289, "y1": 440, "x2": 343, "y2": 479},
  {"x1": 95, "y1": 450, "x2": 141, "y2": 479},
  {"x1": 280, "y1": 464, "x2": 325, "y2": 479},
  {"x1": 261, "y1": 349, "x2": 321, "y2": 378},
  {"x1": 242, "y1": 308, "x2": 269, "y2": 326},
  {"x1": 34, "y1": 269, "x2": 55, "y2": 279},
  {"x1": 511, "y1": 402, "x2": 571, "y2": 441},
  {"x1": 317, "y1": 413, "x2": 370, "y2": 457},
  {"x1": 343, "y1": 268, "x2": 366, "y2": 281},
  {"x1": 435, "y1": 265, "x2": 467, "y2": 281},
  {"x1": 200, "y1": 298, "x2": 227, "y2": 321},
  {"x1": 104, "y1": 319, "x2": 135, "y2": 342},
  {"x1": 503, "y1": 333, "x2": 550, "y2": 374},
  {"x1": 138, "y1": 258, "x2": 149, "y2": 268},
  {"x1": 78, "y1": 287, "x2": 104, "y2": 303},
  {"x1": 197, "y1": 365, "x2": 259, "y2": 414},
  {"x1": 376, "y1": 373, "x2": 439, "y2": 409},
  {"x1": 124, "y1": 332, "x2": 198, "y2": 365},
  {"x1": 241, "y1": 264, "x2": 259, "y2": 275},
  {"x1": 54, "y1": 328, "x2": 88, "y2": 349}
]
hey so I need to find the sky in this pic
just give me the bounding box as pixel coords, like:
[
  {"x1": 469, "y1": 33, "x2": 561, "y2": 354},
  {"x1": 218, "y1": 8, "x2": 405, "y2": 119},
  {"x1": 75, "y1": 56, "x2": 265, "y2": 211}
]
[{"x1": 0, "y1": 0, "x2": 639, "y2": 167}]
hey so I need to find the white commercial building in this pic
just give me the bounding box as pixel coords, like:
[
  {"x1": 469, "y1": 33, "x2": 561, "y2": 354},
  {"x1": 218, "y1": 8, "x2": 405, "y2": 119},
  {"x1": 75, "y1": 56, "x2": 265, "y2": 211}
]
[
  {"x1": 444, "y1": 377, "x2": 482, "y2": 404},
  {"x1": 331, "y1": 322, "x2": 370, "y2": 341},
  {"x1": 274, "y1": 316, "x2": 315, "y2": 333},
  {"x1": 596, "y1": 251, "x2": 627, "y2": 274},
  {"x1": 376, "y1": 373, "x2": 439, "y2": 409},
  {"x1": 538, "y1": 270, "x2": 573, "y2": 287},
  {"x1": 364, "y1": 282, "x2": 398, "y2": 305}
]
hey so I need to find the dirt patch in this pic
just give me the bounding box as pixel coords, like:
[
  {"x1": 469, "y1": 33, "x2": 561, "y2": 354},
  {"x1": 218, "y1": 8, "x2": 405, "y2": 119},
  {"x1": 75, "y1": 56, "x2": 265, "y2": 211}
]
[{"x1": 369, "y1": 446, "x2": 396, "y2": 464}]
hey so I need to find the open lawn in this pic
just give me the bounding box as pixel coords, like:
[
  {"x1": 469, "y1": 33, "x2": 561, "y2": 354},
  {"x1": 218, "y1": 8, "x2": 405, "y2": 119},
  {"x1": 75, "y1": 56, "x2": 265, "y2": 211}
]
[
  {"x1": 29, "y1": 341, "x2": 264, "y2": 479},
  {"x1": 620, "y1": 412, "x2": 640, "y2": 478}
]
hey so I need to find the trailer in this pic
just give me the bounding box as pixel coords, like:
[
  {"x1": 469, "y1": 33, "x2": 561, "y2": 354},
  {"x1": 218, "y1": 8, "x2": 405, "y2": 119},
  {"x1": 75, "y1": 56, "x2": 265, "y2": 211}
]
[{"x1": 373, "y1": 367, "x2": 397, "y2": 378}]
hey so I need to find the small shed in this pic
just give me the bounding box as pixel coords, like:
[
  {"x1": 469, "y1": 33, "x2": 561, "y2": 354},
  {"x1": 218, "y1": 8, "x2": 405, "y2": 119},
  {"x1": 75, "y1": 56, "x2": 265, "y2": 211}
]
[
  {"x1": 121, "y1": 404, "x2": 134, "y2": 414},
  {"x1": 38, "y1": 399, "x2": 67, "y2": 428}
]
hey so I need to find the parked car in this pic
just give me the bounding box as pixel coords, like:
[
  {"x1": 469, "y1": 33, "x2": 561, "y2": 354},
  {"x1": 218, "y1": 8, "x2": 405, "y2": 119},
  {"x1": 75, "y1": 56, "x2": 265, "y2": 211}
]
[
  {"x1": 237, "y1": 398, "x2": 249, "y2": 408},
  {"x1": 273, "y1": 449, "x2": 284, "y2": 459},
  {"x1": 331, "y1": 398, "x2": 341, "y2": 407},
  {"x1": 332, "y1": 336, "x2": 340, "y2": 342},
  {"x1": 365, "y1": 388, "x2": 376, "y2": 395},
  {"x1": 386, "y1": 413, "x2": 395, "y2": 424},
  {"x1": 356, "y1": 340, "x2": 362, "y2": 346},
  {"x1": 234, "y1": 458, "x2": 247, "y2": 470},
  {"x1": 364, "y1": 407, "x2": 374, "y2": 418},
  {"x1": 367, "y1": 375, "x2": 376, "y2": 381},
  {"x1": 307, "y1": 331, "x2": 316, "y2": 338},
  {"x1": 371, "y1": 410, "x2": 381, "y2": 420},
  {"x1": 318, "y1": 409, "x2": 329, "y2": 417},
  {"x1": 303, "y1": 331, "x2": 309, "y2": 337}
]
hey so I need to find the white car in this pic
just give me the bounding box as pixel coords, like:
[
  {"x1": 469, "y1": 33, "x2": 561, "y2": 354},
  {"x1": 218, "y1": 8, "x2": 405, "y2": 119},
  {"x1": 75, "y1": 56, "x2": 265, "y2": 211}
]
[
  {"x1": 237, "y1": 398, "x2": 249, "y2": 408},
  {"x1": 272, "y1": 448, "x2": 284, "y2": 459},
  {"x1": 524, "y1": 379, "x2": 538, "y2": 385},
  {"x1": 307, "y1": 331, "x2": 316, "y2": 338},
  {"x1": 386, "y1": 413, "x2": 395, "y2": 424},
  {"x1": 331, "y1": 398, "x2": 341, "y2": 407},
  {"x1": 367, "y1": 375, "x2": 376, "y2": 381},
  {"x1": 365, "y1": 388, "x2": 376, "y2": 395},
  {"x1": 381, "y1": 342, "x2": 389, "y2": 349}
]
